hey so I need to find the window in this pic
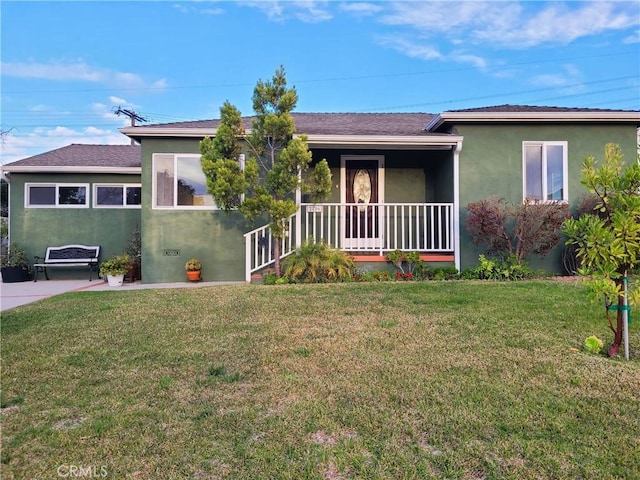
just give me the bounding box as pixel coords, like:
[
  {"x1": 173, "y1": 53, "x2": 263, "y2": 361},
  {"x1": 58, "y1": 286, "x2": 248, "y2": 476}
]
[
  {"x1": 523, "y1": 142, "x2": 568, "y2": 202},
  {"x1": 94, "y1": 184, "x2": 142, "y2": 208},
  {"x1": 152, "y1": 154, "x2": 216, "y2": 209},
  {"x1": 26, "y1": 183, "x2": 89, "y2": 207}
]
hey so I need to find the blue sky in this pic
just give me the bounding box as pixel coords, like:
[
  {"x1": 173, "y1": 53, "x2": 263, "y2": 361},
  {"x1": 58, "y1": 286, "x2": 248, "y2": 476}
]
[{"x1": 1, "y1": 0, "x2": 639, "y2": 164}]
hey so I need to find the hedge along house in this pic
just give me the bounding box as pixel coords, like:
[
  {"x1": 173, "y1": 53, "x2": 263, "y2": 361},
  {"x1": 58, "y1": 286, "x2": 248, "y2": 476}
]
[
  {"x1": 1, "y1": 144, "x2": 142, "y2": 280},
  {"x1": 3, "y1": 105, "x2": 638, "y2": 284},
  {"x1": 118, "y1": 105, "x2": 640, "y2": 283}
]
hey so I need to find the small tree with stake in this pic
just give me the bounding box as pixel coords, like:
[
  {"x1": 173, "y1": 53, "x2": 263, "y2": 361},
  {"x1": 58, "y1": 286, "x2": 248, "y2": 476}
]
[
  {"x1": 562, "y1": 143, "x2": 640, "y2": 358},
  {"x1": 200, "y1": 66, "x2": 332, "y2": 277}
]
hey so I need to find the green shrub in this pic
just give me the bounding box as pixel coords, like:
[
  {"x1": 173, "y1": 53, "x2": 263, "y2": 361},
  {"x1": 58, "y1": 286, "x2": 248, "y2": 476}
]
[
  {"x1": 263, "y1": 272, "x2": 277, "y2": 285},
  {"x1": 282, "y1": 238, "x2": 355, "y2": 283},
  {"x1": 430, "y1": 266, "x2": 458, "y2": 280},
  {"x1": 386, "y1": 250, "x2": 420, "y2": 275},
  {"x1": 584, "y1": 336, "x2": 604, "y2": 355},
  {"x1": 472, "y1": 254, "x2": 534, "y2": 281}
]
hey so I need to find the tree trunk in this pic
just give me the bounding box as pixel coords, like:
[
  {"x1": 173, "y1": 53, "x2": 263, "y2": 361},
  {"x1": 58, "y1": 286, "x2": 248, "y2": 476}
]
[
  {"x1": 607, "y1": 287, "x2": 625, "y2": 357},
  {"x1": 274, "y1": 237, "x2": 281, "y2": 278}
]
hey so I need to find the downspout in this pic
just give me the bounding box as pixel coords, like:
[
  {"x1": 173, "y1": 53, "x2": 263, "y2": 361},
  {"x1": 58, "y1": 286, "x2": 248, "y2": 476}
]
[{"x1": 453, "y1": 141, "x2": 462, "y2": 272}]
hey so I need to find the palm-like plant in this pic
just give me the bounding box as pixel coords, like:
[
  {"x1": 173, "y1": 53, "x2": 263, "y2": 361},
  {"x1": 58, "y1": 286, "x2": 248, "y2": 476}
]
[{"x1": 282, "y1": 239, "x2": 355, "y2": 283}]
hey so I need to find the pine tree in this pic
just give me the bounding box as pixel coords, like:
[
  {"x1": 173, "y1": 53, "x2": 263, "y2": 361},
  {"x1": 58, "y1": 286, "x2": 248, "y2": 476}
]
[{"x1": 201, "y1": 66, "x2": 331, "y2": 277}]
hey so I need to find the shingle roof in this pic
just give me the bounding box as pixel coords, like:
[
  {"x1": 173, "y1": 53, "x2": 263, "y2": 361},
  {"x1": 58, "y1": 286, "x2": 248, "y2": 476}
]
[
  {"x1": 4, "y1": 144, "x2": 141, "y2": 168},
  {"x1": 140, "y1": 113, "x2": 437, "y2": 136},
  {"x1": 446, "y1": 104, "x2": 639, "y2": 113}
]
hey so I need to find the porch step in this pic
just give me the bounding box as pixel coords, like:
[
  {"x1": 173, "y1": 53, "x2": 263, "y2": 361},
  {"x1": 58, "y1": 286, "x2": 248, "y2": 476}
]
[{"x1": 251, "y1": 267, "x2": 276, "y2": 284}]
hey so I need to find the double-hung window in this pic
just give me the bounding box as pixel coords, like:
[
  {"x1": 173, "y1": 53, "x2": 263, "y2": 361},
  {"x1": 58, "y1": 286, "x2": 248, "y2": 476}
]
[
  {"x1": 523, "y1": 141, "x2": 568, "y2": 202},
  {"x1": 26, "y1": 183, "x2": 89, "y2": 207},
  {"x1": 152, "y1": 154, "x2": 216, "y2": 209},
  {"x1": 94, "y1": 184, "x2": 142, "y2": 208}
]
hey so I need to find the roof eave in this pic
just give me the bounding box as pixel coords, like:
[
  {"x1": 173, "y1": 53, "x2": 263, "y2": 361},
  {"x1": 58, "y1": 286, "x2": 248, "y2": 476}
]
[
  {"x1": 120, "y1": 126, "x2": 218, "y2": 140},
  {"x1": 303, "y1": 134, "x2": 463, "y2": 148},
  {"x1": 425, "y1": 111, "x2": 640, "y2": 131},
  {"x1": 1, "y1": 166, "x2": 141, "y2": 174}
]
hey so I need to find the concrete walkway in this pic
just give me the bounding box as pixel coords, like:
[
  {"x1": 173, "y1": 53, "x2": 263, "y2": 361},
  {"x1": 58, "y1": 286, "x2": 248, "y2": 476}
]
[{"x1": 0, "y1": 279, "x2": 243, "y2": 312}]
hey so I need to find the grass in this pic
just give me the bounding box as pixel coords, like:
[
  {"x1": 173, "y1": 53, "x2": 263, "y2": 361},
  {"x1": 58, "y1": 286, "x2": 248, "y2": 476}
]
[{"x1": 1, "y1": 280, "x2": 639, "y2": 479}]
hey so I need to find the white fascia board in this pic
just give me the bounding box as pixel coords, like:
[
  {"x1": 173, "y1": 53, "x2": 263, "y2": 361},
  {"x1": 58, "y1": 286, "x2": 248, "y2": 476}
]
[
  {"x1": 426, "y1": 111, "x2": 640, "y2": 131},
  {"x1": 1, "y1": 166, "x2": 141, "y2": 174},
  {"x1": 302, "y1": 134, "x2": 464, "y2": 148},
  {"x1": 120, "y1": 127, "x2": 463, "y2": 148},
  {"x1": 120, "y1": 127, "x2": 219, "y2": 138}
]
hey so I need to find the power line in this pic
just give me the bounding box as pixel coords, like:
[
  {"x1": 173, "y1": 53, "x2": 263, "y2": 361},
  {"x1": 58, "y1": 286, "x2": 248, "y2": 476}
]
[
  {"x1": 113, "y1": 108, "x2": 147, "y2": 145},
  {"x1": 3, "y1": 50, "x2": 638, "y2": 95}
]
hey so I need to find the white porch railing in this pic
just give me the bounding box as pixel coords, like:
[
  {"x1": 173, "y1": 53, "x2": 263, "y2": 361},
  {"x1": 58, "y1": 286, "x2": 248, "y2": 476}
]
[
  {"x1": 244, "y1": 215, "x2": 297, "y2": 283},
  {"x1": 244, "y1": 203, "x2": 454, "y2": 282}
]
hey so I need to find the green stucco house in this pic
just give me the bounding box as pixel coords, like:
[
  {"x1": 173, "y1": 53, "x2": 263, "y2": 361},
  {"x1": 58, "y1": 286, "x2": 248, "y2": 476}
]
[{"x1": 2, "y1": 105, "x2": 638, "y2": 283}]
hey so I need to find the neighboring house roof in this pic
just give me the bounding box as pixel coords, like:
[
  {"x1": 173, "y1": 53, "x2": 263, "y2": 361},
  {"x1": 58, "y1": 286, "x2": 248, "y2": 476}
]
[
  {"x1": 1, "y1": 144, "x2": 141, "y2": 173},
  {"x1": 425, "y1": 104, "x2": 640, "y2": 131}
]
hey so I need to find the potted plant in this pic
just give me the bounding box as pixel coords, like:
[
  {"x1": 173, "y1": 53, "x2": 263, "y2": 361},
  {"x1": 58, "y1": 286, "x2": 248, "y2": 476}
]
[
  {"x1": 185, "y1": 258, "x2": 201, "y2": 282},
  {"x1": 1, "y1": 241, "x2": 31, "y2": 283},
  {"x1": 99, "y1": 254, "x2": 131, "y2": 287}
]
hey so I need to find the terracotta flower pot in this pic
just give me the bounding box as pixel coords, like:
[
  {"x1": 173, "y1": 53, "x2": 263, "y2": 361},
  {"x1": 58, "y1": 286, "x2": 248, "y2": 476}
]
[{"x1": 186, "y1": 270, "x2": 201, "y2": 282}]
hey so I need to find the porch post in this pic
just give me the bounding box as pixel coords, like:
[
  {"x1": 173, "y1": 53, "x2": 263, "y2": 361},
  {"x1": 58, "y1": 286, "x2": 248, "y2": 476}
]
[
  {"x1": 295, "y1": 166, "x2": 302, "y2": 248},
  {"x1": 453, "y1": 141, "x2": 462, "y2": 272},
  {"x1": 245, "y1": 233, "x2": 251, "y2": 284}
]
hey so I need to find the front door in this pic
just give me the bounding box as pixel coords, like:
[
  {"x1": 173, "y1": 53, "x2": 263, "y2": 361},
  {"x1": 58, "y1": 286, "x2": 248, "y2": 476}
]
[{"x1": 342, "y1": 155, "x2": 384, "y2": 249}]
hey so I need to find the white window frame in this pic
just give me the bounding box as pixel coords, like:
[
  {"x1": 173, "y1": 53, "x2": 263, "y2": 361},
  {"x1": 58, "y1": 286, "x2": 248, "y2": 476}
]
[
  {"x1": 25, "y1": 183, "x2": 90, "y2": 208},
  {"x1": 522, "y1": 141, "x2": 568, "y2": 203},
  {"x1": 152, "y1": 153, "x2": 218, "y2": 210},
  {"x1": 93, "y1": 184, "x2": 142, "y2": 209}
]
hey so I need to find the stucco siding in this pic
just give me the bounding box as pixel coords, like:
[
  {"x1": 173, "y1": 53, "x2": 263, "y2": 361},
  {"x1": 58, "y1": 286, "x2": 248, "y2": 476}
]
[
  {"x1": 8, "y1": 172, "x2": 141, "y2": 279},
  {"x1": 455, "y1": 123, "x2": 639, "y2": 272},
  {"x1": 140, "y1": 138, "x2": 247, "y2": 282}
]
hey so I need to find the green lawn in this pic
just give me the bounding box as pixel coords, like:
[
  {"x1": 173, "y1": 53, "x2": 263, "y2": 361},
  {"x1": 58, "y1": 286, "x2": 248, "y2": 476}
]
[{"x1": 1, "y1": 280, "x2": 639, "y2": 479}]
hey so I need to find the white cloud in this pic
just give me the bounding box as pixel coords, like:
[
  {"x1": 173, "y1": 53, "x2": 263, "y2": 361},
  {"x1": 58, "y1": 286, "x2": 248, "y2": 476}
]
[
  {"x1": 488, "y1": 2, "x2": 640, "y2": 48},
  {"x1": 378, "y1": 1, "x2": 640, "y2": 49},
  {"x1": 0, "y1": 94, "x2": 140, "y2": 164},
  {"x1": 531, "y1": 64, "x2": 583, "y2": 87},
  {"x1": 109, "y1": 96, "x2": 128, "y2": 105},
  {"x1": 339, "y1": 2, "x2": 382, "y2": 17},
  {"x1": 378, "y1": 36, "x2": 442, "y2": 61},
  {"x1": 240, "y1": 0, "x2": 332, "y2": 23},
  {"x1": 1, "y1": 60, "x2": 168, "y2": 91},
  {"x1": 380, "y1": 0, "x2": 522, "y2": 42},
  {"x1": 451, "y1": 52, "x2": 488, "y2": 69},
  {"x1": 530, "y1": 64, "x2": 587, "y2": 99},
  {"x1": 1, "y1": 125, "x2": 130, "y2": 165},
  {"x1": 29, "y1": 104, "x2": 50, "y2": 112},
  {"x1": 173, "y1": 3, "x2": 224, "y2": 15},
  {"x1": 624, "y1": 29, "x2": 640, "y2": 44}
]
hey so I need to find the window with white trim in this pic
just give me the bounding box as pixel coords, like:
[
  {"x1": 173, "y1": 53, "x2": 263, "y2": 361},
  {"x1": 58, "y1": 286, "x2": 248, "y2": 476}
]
[
  {"x1": 26, "y1": 183, "x2": 89, "y2": 207},
  {"x1": 94, "y1": 184, "x2": 141, "y2": 208},
  {"x1": 523, "y1": 141, "x2": 568, "y2": 202},
  {"x1": 152, "y1": 154, "x2": 216, "y2": 209}
]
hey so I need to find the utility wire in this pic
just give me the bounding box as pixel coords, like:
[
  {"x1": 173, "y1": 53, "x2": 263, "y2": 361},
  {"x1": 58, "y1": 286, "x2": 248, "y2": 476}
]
[{"x1": 3, "y1": 49, "x2": 638, "y2": 95}]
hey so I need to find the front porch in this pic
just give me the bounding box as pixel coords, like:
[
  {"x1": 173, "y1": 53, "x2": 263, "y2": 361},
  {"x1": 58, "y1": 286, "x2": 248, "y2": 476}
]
[
  {"x1": 244, "y1": 134, "x2": 463, "y2": 282},
  {"x1": 245, "y1": 202, "x2": 456, "y2": 282}
]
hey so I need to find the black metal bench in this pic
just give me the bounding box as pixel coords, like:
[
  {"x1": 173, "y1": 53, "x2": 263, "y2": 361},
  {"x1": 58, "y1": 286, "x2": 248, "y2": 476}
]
[{"x1": 33, "y1": 245, "x2": 101, "y2": 282}]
